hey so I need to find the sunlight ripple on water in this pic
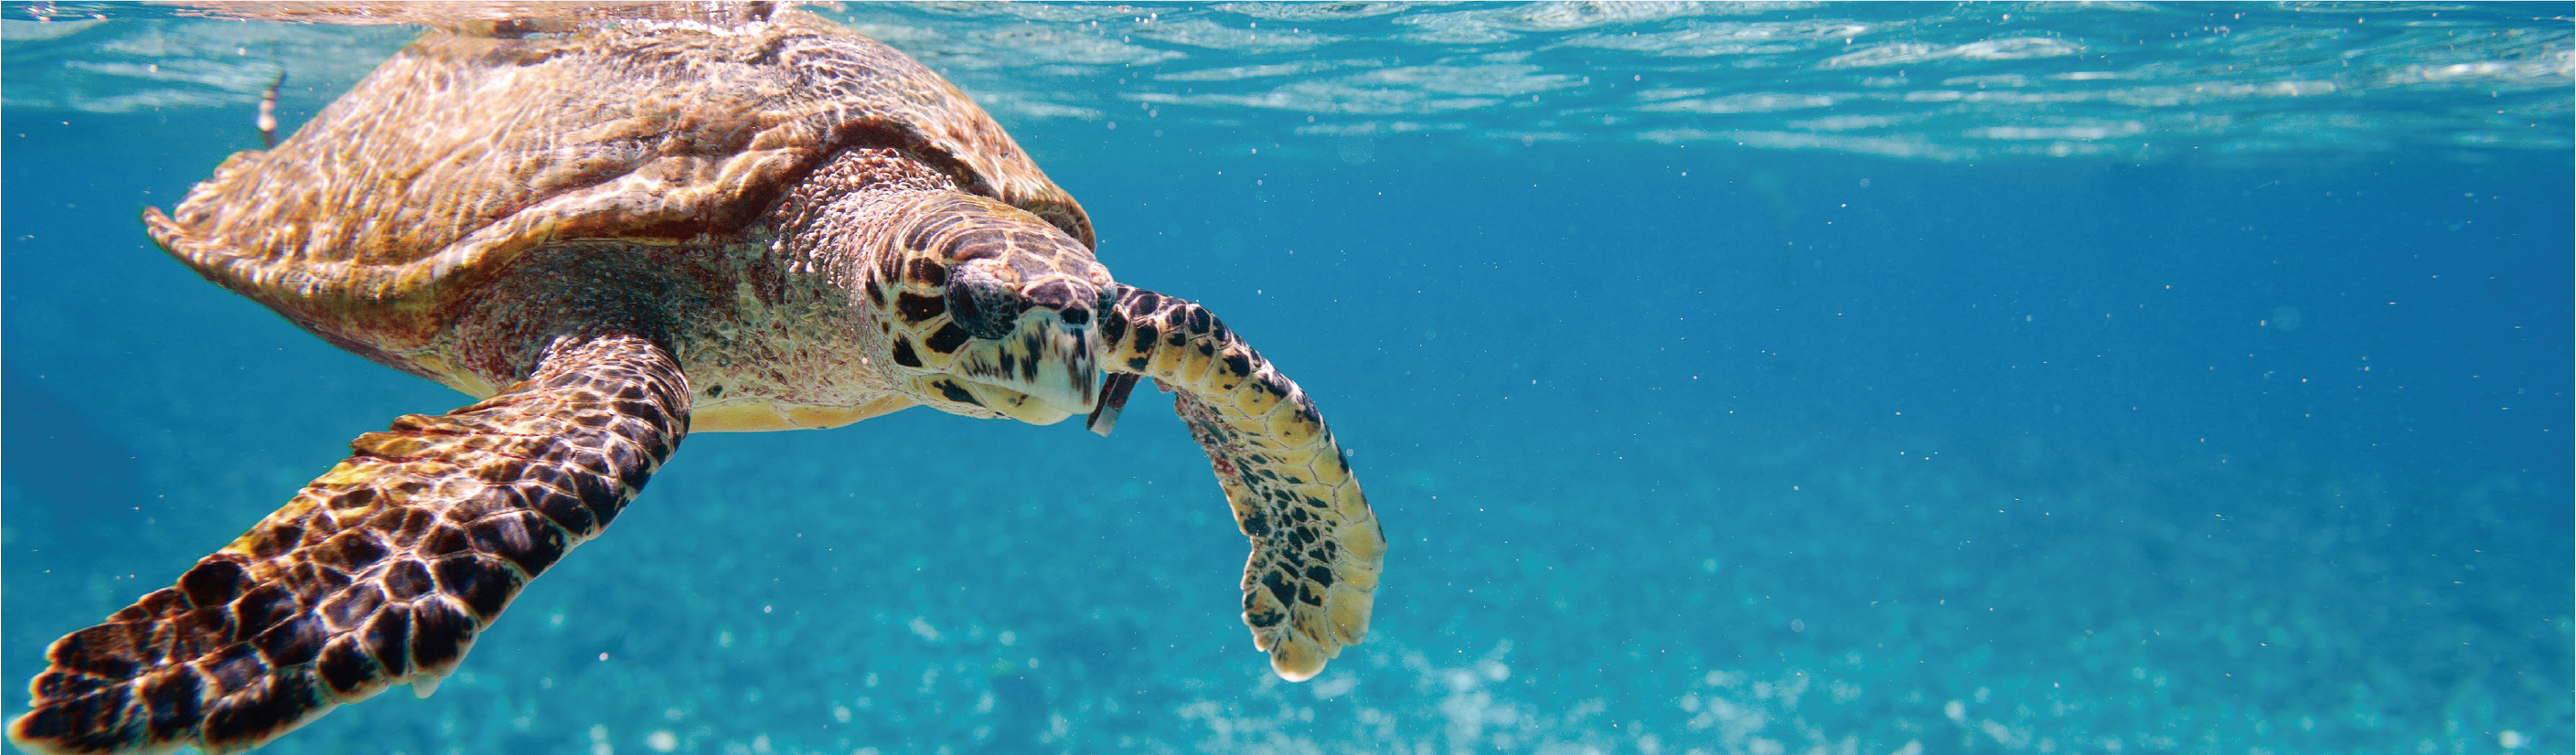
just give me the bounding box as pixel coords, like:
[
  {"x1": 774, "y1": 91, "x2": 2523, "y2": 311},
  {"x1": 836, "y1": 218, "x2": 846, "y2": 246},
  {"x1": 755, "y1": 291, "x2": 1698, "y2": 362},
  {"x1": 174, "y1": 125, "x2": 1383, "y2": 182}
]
[{"x1": 3, "y1": 2, "x2": 2569, "y2": 162}]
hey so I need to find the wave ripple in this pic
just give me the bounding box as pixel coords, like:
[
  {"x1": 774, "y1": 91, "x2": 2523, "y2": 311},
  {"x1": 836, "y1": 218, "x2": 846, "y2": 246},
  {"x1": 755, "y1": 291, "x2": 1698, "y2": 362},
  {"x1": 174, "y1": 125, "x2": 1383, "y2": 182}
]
[{"x1": 5, "y1": 2, "x2": 2568, "y2": 164}]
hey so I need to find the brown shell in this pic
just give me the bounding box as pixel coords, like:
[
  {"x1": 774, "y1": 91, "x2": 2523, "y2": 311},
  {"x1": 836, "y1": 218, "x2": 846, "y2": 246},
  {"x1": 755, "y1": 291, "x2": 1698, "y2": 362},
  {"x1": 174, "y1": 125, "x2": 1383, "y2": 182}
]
[{"x1": 144, "y1": 8, "x2": 1091, "y2": 353}]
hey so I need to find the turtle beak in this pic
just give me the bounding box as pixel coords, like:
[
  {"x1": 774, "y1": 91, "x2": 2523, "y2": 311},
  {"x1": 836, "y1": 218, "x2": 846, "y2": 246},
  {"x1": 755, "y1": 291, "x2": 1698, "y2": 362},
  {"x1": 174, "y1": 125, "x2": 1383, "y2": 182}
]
[{"x1": 949, "y1": 308, "x2": 1098, "y2": 425}]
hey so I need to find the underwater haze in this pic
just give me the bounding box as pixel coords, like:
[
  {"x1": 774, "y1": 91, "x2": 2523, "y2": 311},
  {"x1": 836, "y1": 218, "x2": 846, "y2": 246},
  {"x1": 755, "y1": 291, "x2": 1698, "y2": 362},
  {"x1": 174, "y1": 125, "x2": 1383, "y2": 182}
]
[{"x1": 4, "y1": 3, "x2": 2570, "y2": 755}]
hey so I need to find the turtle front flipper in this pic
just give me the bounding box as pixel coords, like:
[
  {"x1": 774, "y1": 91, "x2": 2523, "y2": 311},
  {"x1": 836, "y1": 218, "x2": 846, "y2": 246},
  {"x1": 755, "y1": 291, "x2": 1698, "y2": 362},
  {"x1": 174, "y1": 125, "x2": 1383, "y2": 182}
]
[
  {"x1": 1096, "y1": 287, "x2": 1386, "y2": 682},
  {"x1": 7, "y1": 333, "x2": 689, "y2": 755}
]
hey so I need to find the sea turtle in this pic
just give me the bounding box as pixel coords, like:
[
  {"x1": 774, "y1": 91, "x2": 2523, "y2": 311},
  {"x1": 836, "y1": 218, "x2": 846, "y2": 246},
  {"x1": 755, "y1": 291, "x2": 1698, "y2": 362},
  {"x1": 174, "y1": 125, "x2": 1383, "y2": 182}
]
[{"x1": 10, "y1": 6, "x2": 1384, "y2": 754}]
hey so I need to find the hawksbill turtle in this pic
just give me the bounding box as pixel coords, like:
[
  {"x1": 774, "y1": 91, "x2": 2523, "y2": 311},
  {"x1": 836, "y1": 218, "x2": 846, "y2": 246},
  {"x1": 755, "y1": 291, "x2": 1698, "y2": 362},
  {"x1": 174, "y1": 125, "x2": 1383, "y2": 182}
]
[{"x1": 10, "y1": 6, "x2": 1384, "y2": 753}]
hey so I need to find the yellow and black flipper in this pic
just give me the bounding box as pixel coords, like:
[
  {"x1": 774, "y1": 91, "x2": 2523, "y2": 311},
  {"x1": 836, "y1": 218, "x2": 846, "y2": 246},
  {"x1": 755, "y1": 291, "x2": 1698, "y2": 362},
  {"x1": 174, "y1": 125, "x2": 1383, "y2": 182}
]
[{"x1": 1095, "y1": 286, "x2": 1387, "y2": 682}]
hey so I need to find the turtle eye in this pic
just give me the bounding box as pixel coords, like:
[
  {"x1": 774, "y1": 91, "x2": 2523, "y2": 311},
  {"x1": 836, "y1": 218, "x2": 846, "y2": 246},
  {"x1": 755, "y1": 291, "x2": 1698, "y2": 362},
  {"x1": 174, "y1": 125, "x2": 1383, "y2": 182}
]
[{"x1": 944, "y1": 262, "x2": 1021, "y2": 340}]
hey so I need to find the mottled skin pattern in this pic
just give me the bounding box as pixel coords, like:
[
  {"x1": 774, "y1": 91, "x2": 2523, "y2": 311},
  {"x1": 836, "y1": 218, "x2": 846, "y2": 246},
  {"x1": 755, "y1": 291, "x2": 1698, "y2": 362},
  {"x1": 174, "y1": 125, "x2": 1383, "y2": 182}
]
[
  {"x1": 10, "y1": 8, "x2": 1383, "y2": 755},
  {"x1": 1096, "y1": 292, "x2": 1387, "y2": 678},
  {"x1": 13, "y1": 335, "x2": 688, "y2": 755}
]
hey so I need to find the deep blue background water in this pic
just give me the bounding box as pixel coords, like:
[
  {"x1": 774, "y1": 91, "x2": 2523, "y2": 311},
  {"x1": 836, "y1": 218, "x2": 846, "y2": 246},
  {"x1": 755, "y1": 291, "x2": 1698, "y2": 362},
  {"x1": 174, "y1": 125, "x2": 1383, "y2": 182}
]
[{"x1": 5, "y1": 5, "x2": 2571, "y2": 755}]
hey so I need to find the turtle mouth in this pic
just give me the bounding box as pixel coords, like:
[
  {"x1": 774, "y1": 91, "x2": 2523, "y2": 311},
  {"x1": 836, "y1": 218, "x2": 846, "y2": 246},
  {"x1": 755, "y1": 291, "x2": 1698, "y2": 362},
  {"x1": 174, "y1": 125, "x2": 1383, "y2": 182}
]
[{"x1": 943, "y1": 310, "x2": 1098, "y2": 425}]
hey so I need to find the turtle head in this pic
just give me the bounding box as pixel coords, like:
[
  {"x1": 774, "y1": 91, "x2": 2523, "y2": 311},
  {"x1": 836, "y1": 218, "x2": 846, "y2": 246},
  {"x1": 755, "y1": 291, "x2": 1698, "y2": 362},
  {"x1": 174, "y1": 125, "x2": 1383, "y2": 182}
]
[{"x1": 871, "y1": 197, "x2": 1113, "y2": 426}]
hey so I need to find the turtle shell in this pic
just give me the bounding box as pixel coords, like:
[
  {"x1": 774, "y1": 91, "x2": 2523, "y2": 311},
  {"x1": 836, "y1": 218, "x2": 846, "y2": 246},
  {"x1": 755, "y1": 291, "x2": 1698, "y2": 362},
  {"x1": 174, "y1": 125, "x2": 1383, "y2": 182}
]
[{"x1": 146, "y1": 8, "x2": 1090, "y2": 356}]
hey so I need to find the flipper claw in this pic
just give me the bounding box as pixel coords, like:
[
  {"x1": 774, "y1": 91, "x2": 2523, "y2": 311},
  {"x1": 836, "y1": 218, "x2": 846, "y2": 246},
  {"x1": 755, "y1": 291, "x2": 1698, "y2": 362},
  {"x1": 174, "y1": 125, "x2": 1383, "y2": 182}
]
[{"x1": 1086, "y1": 373, "x2": 1140, "y2": 437}]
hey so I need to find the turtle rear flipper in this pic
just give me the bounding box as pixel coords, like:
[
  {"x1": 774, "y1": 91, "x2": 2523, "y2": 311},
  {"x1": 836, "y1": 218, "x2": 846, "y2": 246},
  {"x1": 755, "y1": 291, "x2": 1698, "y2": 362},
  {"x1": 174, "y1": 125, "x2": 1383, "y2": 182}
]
[
  {"x1": 1098, "y1": 287, "x2": 1387, "y2": 682},
  {"x1": 8, "y1": 334, "x2": 689, "y2": 755}
]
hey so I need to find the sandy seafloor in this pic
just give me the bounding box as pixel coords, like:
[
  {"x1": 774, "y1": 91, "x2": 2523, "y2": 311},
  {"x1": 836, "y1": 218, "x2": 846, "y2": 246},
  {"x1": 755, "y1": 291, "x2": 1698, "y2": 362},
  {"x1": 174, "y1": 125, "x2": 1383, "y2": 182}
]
[{"x1": 3, "y1": 4, "x2": 2571, "y2": 755}]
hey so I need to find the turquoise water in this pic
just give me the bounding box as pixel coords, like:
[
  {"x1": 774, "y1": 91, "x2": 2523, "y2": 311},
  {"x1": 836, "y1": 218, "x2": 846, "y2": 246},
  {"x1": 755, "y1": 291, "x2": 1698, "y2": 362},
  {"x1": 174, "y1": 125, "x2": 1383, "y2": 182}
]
[{"x1": 4, "y1": 3, "x2": 2570, "y2": 754}]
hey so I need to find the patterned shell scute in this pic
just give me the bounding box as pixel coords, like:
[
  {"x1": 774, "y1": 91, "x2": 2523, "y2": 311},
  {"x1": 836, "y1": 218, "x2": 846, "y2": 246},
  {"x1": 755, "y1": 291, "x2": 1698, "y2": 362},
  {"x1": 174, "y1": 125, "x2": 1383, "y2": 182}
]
[{"x1": 147, "y1": 10, "x2": 1083, "y2": 348}]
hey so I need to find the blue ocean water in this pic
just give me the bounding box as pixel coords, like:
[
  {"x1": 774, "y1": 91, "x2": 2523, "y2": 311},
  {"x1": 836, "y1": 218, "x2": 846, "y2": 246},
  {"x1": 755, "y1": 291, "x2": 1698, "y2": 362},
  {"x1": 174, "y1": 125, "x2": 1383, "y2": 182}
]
[{"x1": 3, "y1": 3, "x2": 2570, "y2": 755}]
